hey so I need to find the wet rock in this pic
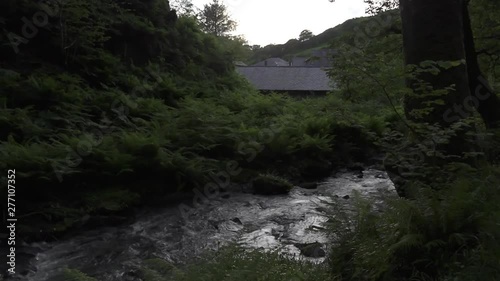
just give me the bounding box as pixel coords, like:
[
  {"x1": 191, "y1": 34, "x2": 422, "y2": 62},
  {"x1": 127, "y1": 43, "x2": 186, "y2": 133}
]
[
  {"x1": 309, "y1": 225, "x2": 326, "y2": 231},
  {"x1": 208, "y1": 220, "x2": 219, "y2": 230},
  {"x1": 85, "y1": 215, "x2": 128, "y2": 228},
  {"x1": 315, "y1": 207, "x2": 327, "y2": 213},
  {"x1": 126, "y1": 269, "x2": 141, "y2": 278},
  {"x1": 343, "y1": 195, "x2": 350, "y2": 199},
  {"x1": 301, "y1": 160, "x2": 333, "y2": 179},
  {"x1": 231, "y1": 218, "x2": 242, "y2": 225},
  {"x1": 257, "y1": 202, "x2": 269, "y2": 209},
  {"x1": 294, "y1": 242, "x2": 326, "y2": 258},
  {"x1": 271, "y1": 228, "x2": 282, "y2": 239},
  {"x1": 376, "y1": 173, "x2": 387, "y2": 179},
  {"x1": 252, "y1": 175, "x2": 292, "y2": 195},
  {"x1": 347, "y1": 163, "x2": 364, "y2": 172},
  {"x1": 14, "y1": 251, "x2": 37, "y2": 276},
  {"x1": 298, "y1": 182, "x2": 318, "y2": 190}
]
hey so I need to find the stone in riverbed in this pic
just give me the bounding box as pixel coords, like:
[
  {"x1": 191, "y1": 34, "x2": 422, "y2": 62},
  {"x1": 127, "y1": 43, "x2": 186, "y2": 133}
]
[
  {"x1": 298, "y1": 182, "x2": 318, "y2": 190},
  {"x1": 294, "y1": 242, "x2": 326, "y2": 258},
  {"x1": 301, "y1": 160, "x2": 333, "y2": 179},
  {"x1": 347, "y1": 163, "x2": 364, "y2": 172},
  {"x1": 231, "y1": 217, "x2": 242, "y2": 225},
  {"x1": 252, "y1": 174, "x2": 293, "y2": 195}
]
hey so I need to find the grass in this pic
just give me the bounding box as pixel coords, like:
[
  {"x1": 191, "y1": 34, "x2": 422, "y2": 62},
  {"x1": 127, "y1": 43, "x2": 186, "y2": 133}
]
[{"x1": 142, "y1": 247, "x2": 331, "y2": 281}]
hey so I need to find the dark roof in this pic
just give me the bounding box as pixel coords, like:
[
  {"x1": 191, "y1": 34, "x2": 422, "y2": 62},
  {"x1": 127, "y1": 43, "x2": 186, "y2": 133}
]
[
  {"x1": 291, "y1": 49, "x2": 336, "y2": 67},
  {"x1": 236, "y1": 66, "x2": 332, "y2": 91},
  {"x1": 252, "y1": 57, "x2": 290, "y2": 67},
  {"x1": 291, "y1": 57, "x2": 308, "y2": 67}
]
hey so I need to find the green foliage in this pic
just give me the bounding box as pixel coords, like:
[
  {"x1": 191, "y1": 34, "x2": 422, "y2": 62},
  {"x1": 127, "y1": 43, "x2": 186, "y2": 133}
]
[
  {"x1": 254, "y1": 173, "x2": 293, "y2": 189},
  {"x1": 0, "y1": 33, "x2": 377, "y2": 235},
  {"x1": 327, "y1": 165, "x2": 500, "y2": 281},
  {"x1": 83, "y1": 188, "x2": 140, "y2": 212},
  {"x1": 141, "y1": 258, "x2": 176, "y2": 281},
  {"x1": 198, "y1": 0, "x2": 236, "y2": 37},
  {"x1": 470, "y1": 0, "x2": 500, "y2": 89},
  {"x1": 248, "y1": 10, "x2": 399, "y2": 64},
  {"x1": 153, "y1": 246, "x2": 330, "y2": 281},
  {"x1": 299, "y1": 29, "x2": 314, "y2": 42}
]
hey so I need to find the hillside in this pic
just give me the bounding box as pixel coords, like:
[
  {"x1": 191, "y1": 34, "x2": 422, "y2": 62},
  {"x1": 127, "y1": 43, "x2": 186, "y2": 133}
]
[{"x1": 248, "y1": 10, "x2": 401, "y2": 64}]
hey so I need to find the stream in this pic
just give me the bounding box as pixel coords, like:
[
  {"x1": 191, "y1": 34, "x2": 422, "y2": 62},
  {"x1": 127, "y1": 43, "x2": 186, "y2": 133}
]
[{"x1": 11, "y1": 168, "x2": 395, "y2": 281}]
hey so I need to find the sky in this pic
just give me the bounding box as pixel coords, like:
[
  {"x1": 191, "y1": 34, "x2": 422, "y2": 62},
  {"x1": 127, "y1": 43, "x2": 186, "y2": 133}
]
[{"x1": 191, "y1": 0, "x2": 368, "y2": 46}]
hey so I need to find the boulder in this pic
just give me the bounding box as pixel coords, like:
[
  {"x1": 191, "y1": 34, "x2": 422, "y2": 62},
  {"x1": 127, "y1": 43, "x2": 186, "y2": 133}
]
[
  {"x1": 294, "y1": 242, "x2": 326, "y2": 258},
  {"x1": 301, "y1": 160, "x2": 333, "y2": 180},
  {"x1": 298, "y1": 182, "x2": 318, "y2": 190},
  {"x1": 231, "y1": 218, "x2": 242, "y2": 225},
  {"x1": 252, "y1": 175, "x2": 292, "y2": 195}
]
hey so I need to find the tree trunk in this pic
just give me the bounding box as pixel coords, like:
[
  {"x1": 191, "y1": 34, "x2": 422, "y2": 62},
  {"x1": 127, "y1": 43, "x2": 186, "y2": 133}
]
[
  {"x1": 400, "y1": 0, "x2": 470, "y2": 126},
  {"x1": 386, "y1": 0, "x2": 476, "y2": 197},
  {"x1": 462, "y1": 1, "x2": 500, "y2": 129}
]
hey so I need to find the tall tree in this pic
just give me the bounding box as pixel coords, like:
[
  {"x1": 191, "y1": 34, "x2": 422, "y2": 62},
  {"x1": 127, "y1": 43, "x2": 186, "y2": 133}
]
[
  {"x1": 299, "y1": 29, "x2": 314, "y2": 42},
  {"x1": 363, "y1": 0, "x2": 500, "y2": 128},
  {"x1": 399, "y1": 0, "x2": 470, "y2": 126},
  {"x1": 461, "y1": 0, "x2": 500, "y2": 128},
  {"x1": 198, "y1": 0, "x2": 236, "y2": 37},
  {"x1": 349, "y1": 0, "x2": 500, "y2": 196},
  {"x1": 170, "y1": 0, "x2": 196, "y2": 16}
]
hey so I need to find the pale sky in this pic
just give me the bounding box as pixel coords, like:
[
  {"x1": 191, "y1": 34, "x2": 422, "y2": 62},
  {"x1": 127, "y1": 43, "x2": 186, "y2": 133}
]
[{"x1": 191, "y1": 0, "x2": 368, "y2": 46}]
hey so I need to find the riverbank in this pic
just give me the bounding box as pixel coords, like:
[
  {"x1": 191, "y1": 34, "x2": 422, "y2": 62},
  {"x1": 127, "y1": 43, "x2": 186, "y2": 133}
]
[{"x1": 8, "y1": 169, "x2": 394, "y2": 281}]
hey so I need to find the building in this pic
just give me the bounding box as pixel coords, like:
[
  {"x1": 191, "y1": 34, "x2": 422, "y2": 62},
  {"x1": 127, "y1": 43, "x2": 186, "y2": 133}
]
[
  {"x1": 252, "y1": 57, "x2": 290, "y2": 67},
  {"x1": 236, "y1": 66, "x2": 333, "y2": 97}
]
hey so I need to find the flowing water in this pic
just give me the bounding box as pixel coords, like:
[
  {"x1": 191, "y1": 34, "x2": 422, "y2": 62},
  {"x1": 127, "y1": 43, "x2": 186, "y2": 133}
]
[{"x1": 12, "y1": 168, "x2": 395, "y2": 281}]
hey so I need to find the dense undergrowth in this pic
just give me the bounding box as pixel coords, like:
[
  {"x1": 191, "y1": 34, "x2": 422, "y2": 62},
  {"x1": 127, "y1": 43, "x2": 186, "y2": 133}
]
[{"x1": 0, "y1": 0, "x2": 383, "y2": 239}]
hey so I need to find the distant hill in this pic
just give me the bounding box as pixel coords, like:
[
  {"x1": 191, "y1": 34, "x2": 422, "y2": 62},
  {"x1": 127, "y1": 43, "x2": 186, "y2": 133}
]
[{"x1": 247, "y1": 10, "x2": 400, "y2": 64}]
